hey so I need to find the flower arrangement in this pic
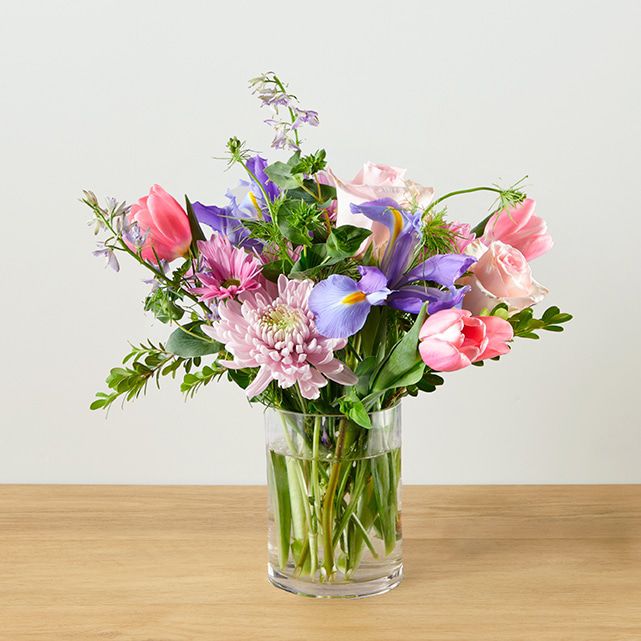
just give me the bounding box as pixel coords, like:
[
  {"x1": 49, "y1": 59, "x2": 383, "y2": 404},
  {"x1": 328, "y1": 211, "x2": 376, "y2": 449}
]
[{"x1": 83, "y1": 73, "x2": 571, "y2": 597}]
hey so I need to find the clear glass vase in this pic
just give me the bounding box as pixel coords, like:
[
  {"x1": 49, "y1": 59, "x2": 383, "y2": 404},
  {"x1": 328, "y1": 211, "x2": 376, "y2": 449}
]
[{"x1": 265, "y1": 405, "x2": 402, "y2": 598}]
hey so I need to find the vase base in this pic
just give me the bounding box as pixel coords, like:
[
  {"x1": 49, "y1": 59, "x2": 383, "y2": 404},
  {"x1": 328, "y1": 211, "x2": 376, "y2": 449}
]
[{"x1": 267, "y1": 564, "x2": 403, "y2": 599}]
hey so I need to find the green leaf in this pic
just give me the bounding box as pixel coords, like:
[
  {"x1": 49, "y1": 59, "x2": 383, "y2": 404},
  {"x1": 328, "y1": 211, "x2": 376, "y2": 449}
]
[
  {"x1": 262, "y1": 258, "x2": 293, "y2": 282},
  {"x1": 289, "y1": 244, "x2": 339, "y2": 277},
  {"x1": 542, "y1": 306, "x2": 560, "y2": 322},
  {"x1": 166, "y1": 323, "x2": 221, "y2": 357},
  {"x1": 227, "y1": 368, "x2": 252, "y2": 390},
  {"x1": 286, "y1": 182, "x2": 336, "y2": 206},
  {"x1": 268, "y1": 451, "x2": 292, "y2": 569},
  {"x1": 339, "y1": 392, "x2": 372, "y2": 429},
  {"x1": 542, "y1": 325, "x2": 564, "y2": 332},
  {"x1": 264, "y1": 153, "x2": 301, "y2": 189},
  {"x1": 326, "y1": 225, "x2": 371, "y2": 258},
  {"x1": 355, "y1": 356, "x2": 378, "y2": 396},
  {"x1": 371, "y1": 304, "x2": 428, "y2": 393},
  {"x1": 490, "y1": 303, "x2": 510, "y2": 320}
]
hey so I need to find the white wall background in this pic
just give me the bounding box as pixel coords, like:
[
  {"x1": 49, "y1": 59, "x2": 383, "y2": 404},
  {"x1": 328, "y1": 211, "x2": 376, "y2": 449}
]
[{"x1": 1, "y1": 0, "x2": 639, "y2": 484}]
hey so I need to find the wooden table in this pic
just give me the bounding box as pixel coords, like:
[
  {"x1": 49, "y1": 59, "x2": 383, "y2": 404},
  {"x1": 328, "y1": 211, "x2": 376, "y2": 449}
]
[{"x1": 1, "y1": 485, "x2": 640, "y2": 640}]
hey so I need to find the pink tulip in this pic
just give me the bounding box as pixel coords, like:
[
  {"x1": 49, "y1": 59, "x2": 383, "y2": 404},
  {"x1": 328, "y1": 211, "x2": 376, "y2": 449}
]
[
  {"x1": 482, "y1": 198, "x2": 553, "y2": 260},
  {"x1": 448, "y1": 222, "x2": 476, "y2": 252},
  {"x1": 127, "y1": 184, "x2": 192, "y2": 262},
  {"x1": 418, "y1": 308, "x2": 513, "y2": 372}
]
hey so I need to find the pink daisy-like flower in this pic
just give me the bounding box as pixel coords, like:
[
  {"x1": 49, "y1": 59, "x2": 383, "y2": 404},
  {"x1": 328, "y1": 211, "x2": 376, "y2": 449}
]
[
  {"x1": 203, "y1": 275, "x2": 358, "y2": 399},
  {"x1": 192, "y1": 233, "x2": 263, "y2": 302}
]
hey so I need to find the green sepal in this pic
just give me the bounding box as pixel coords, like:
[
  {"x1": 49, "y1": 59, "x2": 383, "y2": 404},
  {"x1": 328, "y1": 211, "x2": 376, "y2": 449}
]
[{"x1": 184, "y1": 196, "x2": 206, "y2": 251}]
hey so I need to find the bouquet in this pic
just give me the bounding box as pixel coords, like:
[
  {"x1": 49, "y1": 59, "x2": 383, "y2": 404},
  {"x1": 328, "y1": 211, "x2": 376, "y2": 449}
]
[{"x1": 83, "y1": 73, "x2": 571, "y2": 597}]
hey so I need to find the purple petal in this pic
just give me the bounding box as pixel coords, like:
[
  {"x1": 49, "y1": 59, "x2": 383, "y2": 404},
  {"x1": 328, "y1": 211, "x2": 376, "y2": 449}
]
[
  {"x1": 308, "y1": 275, "x2": 372, "y2": 338},
  {"x1": 193, "y1": 201, "x2": 261, "y2": 251},
  {"x1": 357, "y1": 266, "x2": 388, "y2": 294},
  {"x1": 192, "y1": 202, "x2": 232, "y2": 235},
  {"x1": 400, "y1": 254, "x2": 476, "y2": 287},
  {"x1": 384, "y1": 228, "x2": 418, "y2": 286},
  {"x1": 245, "y1": 155, "x2": 280, "y2": 201},
  {"x1": 388, "y1": 284, "x2": 470, "y2": 314},
  {"x1": 349, "y1": 198, "x2": 405, "y2": 235}
]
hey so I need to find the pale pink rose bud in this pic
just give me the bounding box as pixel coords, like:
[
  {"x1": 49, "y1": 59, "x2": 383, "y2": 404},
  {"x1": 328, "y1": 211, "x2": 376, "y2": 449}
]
[
  {"x1": 460, "y1": 241, "x2": 548, "y2": 315},
  {"x1": 418, "y1": 308, "x2": 513, "y2": 372},
  {"x1": 482, "y1": 198, "x2": 553, "y2": 261},
  {"x1": 127, "y1": 184, "x2": 192, "y2": 262}
]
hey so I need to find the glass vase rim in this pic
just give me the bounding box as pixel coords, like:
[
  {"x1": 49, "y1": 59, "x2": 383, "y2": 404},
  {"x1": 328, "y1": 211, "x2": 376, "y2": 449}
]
[{"x1": 264, "y1": 403, "x2": 401, "y2": 419}]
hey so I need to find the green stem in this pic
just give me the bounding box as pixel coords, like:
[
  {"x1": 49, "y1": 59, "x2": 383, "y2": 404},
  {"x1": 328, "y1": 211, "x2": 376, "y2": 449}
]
[
  {"x1": 94, "y1": 207, "x2": 210, "y2": 315},
  {"x1": 310, "y1": 417, "x2": 322, "y2": 571},
  {"x1": 424, "y1": 186, "x2": 503, "y2": 216},
  {"x1": 273, "y1": 74, "x2": 300, "y2": 148},
  {"x1": 321, "y1": 418, "x2": 347, "y2": 578},
  {"x1": 239, "y1": 160, "x2": 274, "y2": 219}
]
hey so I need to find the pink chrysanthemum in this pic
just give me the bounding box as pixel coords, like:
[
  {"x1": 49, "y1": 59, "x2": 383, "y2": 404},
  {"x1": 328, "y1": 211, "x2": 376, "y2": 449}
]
[
  {"x1": 203, "y1": 275, "x2": 358, "y2": 399},
  {"x1": 192, "y1": 233, "x2": 263, "y2": 302}
]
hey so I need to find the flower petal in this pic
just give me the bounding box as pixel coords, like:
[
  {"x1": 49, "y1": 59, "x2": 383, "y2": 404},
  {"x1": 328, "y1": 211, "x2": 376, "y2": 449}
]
[
  {"x1": 400, "y1": 254, "x2": 476, "y2": 287},
  {"x1": 308, "y1": 275, "x2": 372, "y2": 338}
]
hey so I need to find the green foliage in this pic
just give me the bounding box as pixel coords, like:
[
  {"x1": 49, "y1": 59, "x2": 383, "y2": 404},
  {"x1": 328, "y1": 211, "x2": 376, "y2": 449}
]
[
  {"x1": 90, "y1": 341, "x2": 186, "y2": 411},
  {"x1": 413, "y1": 371, "x2": 445, "y2": 394},
  {"x1": 370, "y1": 304, "x2": 427, "y2": 394},
  {"x1": 354, "y1": 356, "x2": 378, "y2": 396},
  {"x1": 261, "y1": 258, "x2": 293, "y2": 281},
  {"x1": 264, "y1": 153, "x2": 301, "y2": 189},
  {"x1": 287, "y1": 182, "x2": 336, "y2": 207},
  {"x1": 276, "y1": 199, "x2": 325, "y2": 246},
  {"x1": 144, "y1": 287, "x2": 184, "y2": 323},
  {"x1": 290, "y1": 149, "x2": 327, "y2": 176},
  {"x1": 165, "y1": 322, "x2": 222, "y2": 357},
  {"x1": 495, "y1": 304, "x2": 573, "y2": 339},
  {"x1": 338, "y1": 391, "x2": 372, "y2": 429},
  {"x1": 90, "y1": 338, "x2": 224, "y2": 410},
  {"x1": 419, "y1": 209, "x2": 458, "y2": 256},
  {"x1": 181, "y1": 365, "x2": 221, "y2": 398},
  {"x1": 326, "y1": 225, "x2": 372, "y2": 259}
]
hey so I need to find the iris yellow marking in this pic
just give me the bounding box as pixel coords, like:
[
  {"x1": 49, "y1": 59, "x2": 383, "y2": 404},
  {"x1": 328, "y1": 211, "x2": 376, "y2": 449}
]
[
  {"x1": 342, "y1": 291, "x2": 367, "y2": 305},
  {"x1": 248, "y1": 191, "x2": 263, "y2": 219},
  {"x1": 389, "y1": 208, "x2": 404, "y2": 244}
]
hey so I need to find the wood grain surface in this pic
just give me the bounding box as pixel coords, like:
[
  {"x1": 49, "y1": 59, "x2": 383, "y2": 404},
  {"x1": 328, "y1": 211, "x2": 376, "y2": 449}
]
[{"x1": 1, "y1": 485, "x2": 640, "y2": 640}]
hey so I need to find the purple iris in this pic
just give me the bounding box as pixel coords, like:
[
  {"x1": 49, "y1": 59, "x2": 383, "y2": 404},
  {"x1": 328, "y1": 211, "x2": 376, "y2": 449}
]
[
  {"x1": 309, "y1": 266, "x2": 391, "y2": 338},
  {"x1": 308, "y1": 198, "x2": 476, "y2": 338},
  {"x1": 193, "y1": 155, "x2": 278, "y2": 251},
  {"x1": 191, "y1": 202, "x2": 259, "y2": 250},
  {"x1": 245, "y1": 155, "x2": 280, "y2": 202}
]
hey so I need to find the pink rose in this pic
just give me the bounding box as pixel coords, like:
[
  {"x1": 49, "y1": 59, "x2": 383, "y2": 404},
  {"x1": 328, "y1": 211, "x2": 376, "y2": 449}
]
[
  {"x1": 128, "y1": 184, "x2": 192, "y2": 262},
  {"x1": 460, "y1": 241, "x2": 548, "y2": 315},
  {"x1": 482, "y1": 198, "x2": 553, "y2": 261},
  {"x1": 418, "y1": 308, "x2": 513, "y2": 372},
  {"x1": 327, "y1": 162, "x2": 434, "y2": 252}
]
